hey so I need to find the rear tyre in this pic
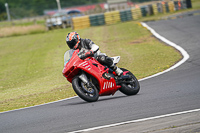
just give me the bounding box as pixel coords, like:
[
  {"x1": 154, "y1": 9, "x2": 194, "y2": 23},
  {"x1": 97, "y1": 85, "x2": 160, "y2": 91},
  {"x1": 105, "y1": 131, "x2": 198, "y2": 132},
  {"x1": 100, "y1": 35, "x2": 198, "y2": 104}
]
[
  {"x1": 119, "y1": 68, "x2": 140, "y2": 95},
  {"x1": 72, "y1": 76, "x2": 99, "y2": 102}
]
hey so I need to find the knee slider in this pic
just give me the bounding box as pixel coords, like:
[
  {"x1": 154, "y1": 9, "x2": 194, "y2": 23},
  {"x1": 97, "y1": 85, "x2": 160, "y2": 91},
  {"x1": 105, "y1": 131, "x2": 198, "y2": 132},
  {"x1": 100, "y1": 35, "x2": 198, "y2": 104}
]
[
  {"x1": 97, "y1": 55, "x2": 106, "y2": 64},
  {"x1": 98, "y1": 55, "x2": 114, "y2": 67}
]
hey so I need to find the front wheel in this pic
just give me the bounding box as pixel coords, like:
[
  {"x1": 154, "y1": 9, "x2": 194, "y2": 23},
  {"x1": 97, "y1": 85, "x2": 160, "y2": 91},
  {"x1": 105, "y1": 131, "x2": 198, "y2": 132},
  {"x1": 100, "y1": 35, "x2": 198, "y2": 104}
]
[
  {"x1": 72, "y1": 76, "x2": 99, "y2": 102},
  {"x1": 119, "y1": 68, "x2": 140, "y2": 95}
]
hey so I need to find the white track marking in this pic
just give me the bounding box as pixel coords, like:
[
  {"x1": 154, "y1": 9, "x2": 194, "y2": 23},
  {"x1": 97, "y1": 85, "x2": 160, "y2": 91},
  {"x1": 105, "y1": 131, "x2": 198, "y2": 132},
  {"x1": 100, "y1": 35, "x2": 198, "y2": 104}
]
[
  {"x1": 0, "y1": 22, "x2": 189, "y2": 114},
  {"x1": 0, "y1": 22, "x2": 191, "y2": 133},
  {"x1": 67, "y1": 22, "x2": 191, "y2": 133},
  {"x1": 0, "y1": 96, "x2": 78, "y2": 114},
  {"x1": 69, "y1": 108, "x2": 200, "y2": 133},
  {"x1": 139, "y1": 22, "x2": 190, "y2": 81}
]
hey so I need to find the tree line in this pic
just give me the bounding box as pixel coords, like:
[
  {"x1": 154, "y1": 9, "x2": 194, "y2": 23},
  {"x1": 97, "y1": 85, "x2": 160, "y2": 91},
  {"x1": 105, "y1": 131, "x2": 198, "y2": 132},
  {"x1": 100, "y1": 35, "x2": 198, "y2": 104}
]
[
  {"x1": 0, "y1": 0, "x2": 106, "y2": 21},
  {"x1": 0, "y1": 0, "x2": 152, "y2": 21}
]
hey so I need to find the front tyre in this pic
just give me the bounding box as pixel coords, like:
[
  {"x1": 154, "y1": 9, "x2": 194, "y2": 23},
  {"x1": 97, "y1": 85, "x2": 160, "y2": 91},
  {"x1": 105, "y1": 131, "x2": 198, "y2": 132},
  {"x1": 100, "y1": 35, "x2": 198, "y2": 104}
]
[
  {"x1": 72, "y1": 76, "x2": 99, "y2": 102},
  {"x1": 119, "y1": 68, "x2": 140, "y2": 95}
]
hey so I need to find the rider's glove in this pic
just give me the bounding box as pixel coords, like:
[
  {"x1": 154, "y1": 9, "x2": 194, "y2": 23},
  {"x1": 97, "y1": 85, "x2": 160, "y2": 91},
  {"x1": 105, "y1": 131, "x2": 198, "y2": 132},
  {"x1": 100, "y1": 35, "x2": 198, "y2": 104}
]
[
  {"x1": 79, "y1": 50, "x2": 94, "y2": 60},
  {"x1": 79, "y1": 54, "x2": 87, "y2": 60}
]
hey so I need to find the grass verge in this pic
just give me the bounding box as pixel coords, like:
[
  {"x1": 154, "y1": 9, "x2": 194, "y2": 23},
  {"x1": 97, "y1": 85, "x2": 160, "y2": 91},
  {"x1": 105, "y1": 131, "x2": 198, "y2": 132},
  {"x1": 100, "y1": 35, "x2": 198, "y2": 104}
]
[
  {"x1": 0, "y1": 21, "x2": 182, "y2": 112},
  {"x1": 0, "y1": 25, "x2": 46, "y2": 38}
]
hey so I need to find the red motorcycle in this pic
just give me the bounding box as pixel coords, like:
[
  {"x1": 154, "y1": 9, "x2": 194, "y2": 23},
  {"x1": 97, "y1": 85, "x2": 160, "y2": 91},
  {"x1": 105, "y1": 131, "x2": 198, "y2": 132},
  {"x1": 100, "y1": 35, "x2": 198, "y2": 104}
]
[{"x1": 62, "y1": 49, "x2": 140, "y2": 102}]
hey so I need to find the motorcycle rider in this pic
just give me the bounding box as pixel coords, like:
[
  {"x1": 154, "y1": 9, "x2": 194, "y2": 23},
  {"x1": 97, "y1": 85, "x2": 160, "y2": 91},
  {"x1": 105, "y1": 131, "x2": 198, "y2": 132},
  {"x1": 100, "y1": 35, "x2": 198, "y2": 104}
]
[{"x1": 66, "y1": 31, "x2": 123, "y2": 76}]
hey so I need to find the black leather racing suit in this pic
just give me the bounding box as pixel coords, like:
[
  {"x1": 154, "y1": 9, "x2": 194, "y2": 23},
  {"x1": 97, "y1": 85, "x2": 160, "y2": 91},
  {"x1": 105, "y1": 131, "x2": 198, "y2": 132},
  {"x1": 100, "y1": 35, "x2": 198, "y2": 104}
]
[{"x1": 78, "y1": 38, "x2": 115, "y2": 69}]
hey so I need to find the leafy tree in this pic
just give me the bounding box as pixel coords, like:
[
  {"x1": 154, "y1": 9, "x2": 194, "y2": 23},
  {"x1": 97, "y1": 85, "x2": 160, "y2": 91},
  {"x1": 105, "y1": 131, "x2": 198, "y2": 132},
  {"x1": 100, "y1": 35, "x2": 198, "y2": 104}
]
[
  {"x1": 0, "y1": 1, "x2": 6, "y2": 20},
  {"x1": 0, "y1": 1, "x2": 5, "y2": 13},
  {"x1": 0, "y1": 0, "x2": 106, "y2": 20}
]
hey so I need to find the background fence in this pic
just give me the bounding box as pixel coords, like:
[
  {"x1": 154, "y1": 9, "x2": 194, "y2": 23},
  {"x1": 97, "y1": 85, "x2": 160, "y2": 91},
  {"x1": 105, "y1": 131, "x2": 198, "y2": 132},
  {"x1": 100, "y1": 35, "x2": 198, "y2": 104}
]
[{"x1": 72, "y1": 0, "x2": 189, "y2": 30}]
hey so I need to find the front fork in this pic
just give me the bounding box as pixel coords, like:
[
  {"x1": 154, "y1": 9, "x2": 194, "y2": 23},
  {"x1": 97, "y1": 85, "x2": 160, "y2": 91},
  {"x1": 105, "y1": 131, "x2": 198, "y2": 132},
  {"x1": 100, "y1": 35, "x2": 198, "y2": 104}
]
[
  {"x1": 79, "y1": 72, "x2": 89, "y2": 86},
  {"x1": 79, "y1": 72, "x2": 94, "y2": 94}
]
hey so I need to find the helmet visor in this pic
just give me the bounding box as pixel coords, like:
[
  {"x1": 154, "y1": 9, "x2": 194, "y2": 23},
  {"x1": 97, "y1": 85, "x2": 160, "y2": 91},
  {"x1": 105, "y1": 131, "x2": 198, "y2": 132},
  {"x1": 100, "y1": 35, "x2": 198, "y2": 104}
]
[{"x1": 67, "y1": 40, "x2": 77, "y2": 49}]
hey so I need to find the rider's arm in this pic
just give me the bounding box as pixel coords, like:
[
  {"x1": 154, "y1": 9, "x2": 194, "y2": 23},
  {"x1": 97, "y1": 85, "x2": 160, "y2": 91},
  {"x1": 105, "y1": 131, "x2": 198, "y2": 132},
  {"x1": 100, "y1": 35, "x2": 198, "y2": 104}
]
[
  {"x1": 84, "y1": 44, "x2": 99, "y2": 57},
  {"x1": 87, "y1": 39, "x2": 99, "y2": 53},
  {"x1": 80, "y1": 39, "x2": 99, "y2": 59}
]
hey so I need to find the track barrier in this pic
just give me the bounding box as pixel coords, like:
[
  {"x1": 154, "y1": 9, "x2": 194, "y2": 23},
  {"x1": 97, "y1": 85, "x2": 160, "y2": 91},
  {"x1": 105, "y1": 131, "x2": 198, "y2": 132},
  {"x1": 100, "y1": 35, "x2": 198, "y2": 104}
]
[
  {"x1": 71, "y1": 0, "x2": 191, "y2": 30},
  {"x1": 72, "y1": 16, "x2": 90, "y2": 30},
  {"x1": 131, "y1": 8, "x2": 142, "y2": 20}
]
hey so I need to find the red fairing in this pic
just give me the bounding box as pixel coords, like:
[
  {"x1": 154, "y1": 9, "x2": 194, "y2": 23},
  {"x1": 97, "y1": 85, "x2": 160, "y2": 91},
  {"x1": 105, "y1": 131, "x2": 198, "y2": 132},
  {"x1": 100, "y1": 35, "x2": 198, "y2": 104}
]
[{"x1": 62, "y1": 49, "x2": 120, "y2": 96}]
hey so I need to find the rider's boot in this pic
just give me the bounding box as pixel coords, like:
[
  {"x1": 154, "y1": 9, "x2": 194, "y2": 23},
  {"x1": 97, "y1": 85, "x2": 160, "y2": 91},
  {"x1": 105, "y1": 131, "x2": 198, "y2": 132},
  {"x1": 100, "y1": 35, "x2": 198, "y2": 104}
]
[{"x1": 112, "y1": 66, "x2": 123, "y2": 76}]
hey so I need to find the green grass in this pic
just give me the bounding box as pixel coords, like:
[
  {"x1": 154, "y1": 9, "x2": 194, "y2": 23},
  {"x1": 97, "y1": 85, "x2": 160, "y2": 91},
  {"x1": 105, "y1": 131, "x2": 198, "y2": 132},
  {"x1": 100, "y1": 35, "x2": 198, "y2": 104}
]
[
  {"x1": 0, "y1": 21, "x2": 182, "y2": 112},
  {"x1": 0, "y1": 0, "x2": 199, "y2": 112},
  {"x1": 0, "y1": 0, "x2": 199, "y2": 38},
  {"x1": 0, "y1": 19, "x2": 45, "y2": 28},
  {"x1": 191, "y1": 0, "x2": 200, "y2": 9}
]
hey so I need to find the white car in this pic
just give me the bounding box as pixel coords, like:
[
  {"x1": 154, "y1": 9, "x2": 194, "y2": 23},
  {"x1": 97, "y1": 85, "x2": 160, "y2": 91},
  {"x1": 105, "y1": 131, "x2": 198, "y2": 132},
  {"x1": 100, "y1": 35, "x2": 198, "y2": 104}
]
[{"x1": 46, "y1": 10, "x2": 83, "y2": 29}]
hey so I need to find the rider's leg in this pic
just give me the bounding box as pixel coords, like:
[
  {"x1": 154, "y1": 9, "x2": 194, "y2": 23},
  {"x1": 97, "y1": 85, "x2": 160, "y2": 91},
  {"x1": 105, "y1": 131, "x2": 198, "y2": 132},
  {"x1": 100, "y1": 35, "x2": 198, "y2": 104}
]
[
  {"x1": 110, "y1": 65, "x2": 123, "y2": 76},
  {"x1": 97, "y1": 55, "x2": 123, "y2": 76}
]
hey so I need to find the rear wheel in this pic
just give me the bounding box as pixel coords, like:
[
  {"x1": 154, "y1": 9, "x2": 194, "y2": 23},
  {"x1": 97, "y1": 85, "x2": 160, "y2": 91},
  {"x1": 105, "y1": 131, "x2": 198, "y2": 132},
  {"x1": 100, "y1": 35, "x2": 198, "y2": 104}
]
[
  {"x1": 119, "y1": 68, "x2": 140, "y2": 95},
  {"x1": 72, "y1": 76, "x2": 99, "y2": 102}
]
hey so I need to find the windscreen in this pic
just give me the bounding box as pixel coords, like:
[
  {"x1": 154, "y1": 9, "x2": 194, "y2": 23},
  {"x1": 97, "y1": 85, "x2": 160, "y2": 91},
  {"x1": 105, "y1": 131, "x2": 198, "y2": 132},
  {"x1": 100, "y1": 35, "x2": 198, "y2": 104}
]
[{"x1": 64, "y1": 49, "x2": 75, "y2": 66}]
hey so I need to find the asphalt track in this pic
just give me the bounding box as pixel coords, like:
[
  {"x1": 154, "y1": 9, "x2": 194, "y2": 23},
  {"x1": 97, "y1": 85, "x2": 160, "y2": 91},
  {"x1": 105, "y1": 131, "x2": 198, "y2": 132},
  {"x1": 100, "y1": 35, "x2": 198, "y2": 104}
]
[{"x1": 0, "y1": 11, "x2": 200, "y2": 133}]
